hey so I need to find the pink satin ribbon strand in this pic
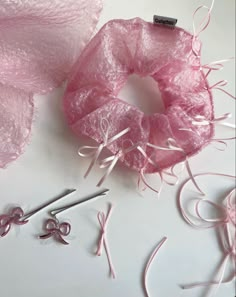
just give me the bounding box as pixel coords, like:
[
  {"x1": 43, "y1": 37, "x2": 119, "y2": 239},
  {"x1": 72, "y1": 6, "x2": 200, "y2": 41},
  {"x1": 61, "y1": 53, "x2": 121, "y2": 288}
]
[
  {"x1": 202, "y1": 57, "x2": 235, "y2": 78},
  {"x1": 179, "y1": 173, "x2": 236, "y2": 295},
  {"x1": 96, "y1": 204, "x2": 116, "y2": 279},
  {"x1": 78, "y1": 118, "x2": 130, "y2": 178},
  {"x1": 191, "y1": 0, "x2": 215, "y2": 56},
  {"x1": 143, "y1": 237, "x2": 168, "y2": 297},
  {"x1": 207, "y1": 80, "x2": 236, "y2": 100},
  {"x1": 178, "y1": 173, "x2": 236, "y2": 229},
  {"x1": 97, "y1": 140, "x2": 137, "y2": 187},
  {"x1": 146, "y1": 139, "x2": 205, "y2": 195}
]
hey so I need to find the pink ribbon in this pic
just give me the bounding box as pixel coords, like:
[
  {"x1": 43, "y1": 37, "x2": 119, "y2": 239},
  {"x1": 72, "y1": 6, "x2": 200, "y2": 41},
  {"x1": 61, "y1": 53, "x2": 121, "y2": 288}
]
[
  {"x1": 97, "y1": 140, "x2": 137, "y2": 187},
  {"x1": 202, "y1": 58, "x2": 235, "y2": 78},
  {"x1": 78, "y1": 118, "x2": 130, "y2": 178},
  {"x1": 0, "y1": 207, "x2": 28, "y2": 237},
  {"x1": 143, "y1": 237, "x2": 168, "y2": 297},
  {"x1": 146, "y1": 139, "x2": 205, "y2": 195},
  {"x1": 96, "y1": 204, "x2": 116, "y2": 279},
  {"x1": 137, "y1": 146, "x2": 184, "y2": 195},
  {"x1": 178, "y1": 173, "x2": 236, "y2": 229},
  {"x1": 191, "y1": 0, "x2": 215, "y2": 56},
  {"x1": 39, "y1": 218, "x2": 71, "y2": 245},
  {"x1": 182, "y1": 224, "x2": 235, "y2": 295},
  {"x1": 178, "y1": 173, "x2": 236, "y2": 295},
  {"x1": 207, "y1": 80, "x2": 236, "y2": 100}
]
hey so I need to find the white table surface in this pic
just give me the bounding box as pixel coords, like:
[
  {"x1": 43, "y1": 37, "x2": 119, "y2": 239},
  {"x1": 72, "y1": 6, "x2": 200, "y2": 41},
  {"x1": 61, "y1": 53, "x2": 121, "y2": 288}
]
[{"x1": 0, "y1": 1, "x2": 235, "y2": 297}]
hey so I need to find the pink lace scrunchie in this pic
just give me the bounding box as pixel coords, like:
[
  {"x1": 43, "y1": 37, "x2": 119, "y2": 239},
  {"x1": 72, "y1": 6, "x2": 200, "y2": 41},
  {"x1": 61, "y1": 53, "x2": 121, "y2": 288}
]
[
  {"x1": 64, "y1": 18, "x2": 214, "y2": 178},
  {"x1": 0, "y1": 0, "x2": 102, "y2": 168}
]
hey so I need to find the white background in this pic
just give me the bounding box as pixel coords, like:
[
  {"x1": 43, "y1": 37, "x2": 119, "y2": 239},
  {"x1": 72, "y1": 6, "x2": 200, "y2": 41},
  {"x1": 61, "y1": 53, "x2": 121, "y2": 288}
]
[{"x1": 0, "y1": 1, "x2": 235, "y2": 297}]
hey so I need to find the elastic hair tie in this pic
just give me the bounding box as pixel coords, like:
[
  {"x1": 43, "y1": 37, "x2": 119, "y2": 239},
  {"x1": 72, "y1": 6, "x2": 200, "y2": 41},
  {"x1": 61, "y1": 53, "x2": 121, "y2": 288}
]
[{"x1": 64, "y1": 2, "x2": 235, "y2": 191}]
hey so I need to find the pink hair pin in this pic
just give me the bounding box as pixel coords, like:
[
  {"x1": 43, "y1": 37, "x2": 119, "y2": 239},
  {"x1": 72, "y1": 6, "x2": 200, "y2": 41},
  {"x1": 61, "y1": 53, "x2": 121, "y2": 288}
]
[
  {"x1": 40, "y1": 188, "x2": 109, "y2": 245},
  {"x1": 0, "y1": 189, "x2": 76, "y2": 237}
]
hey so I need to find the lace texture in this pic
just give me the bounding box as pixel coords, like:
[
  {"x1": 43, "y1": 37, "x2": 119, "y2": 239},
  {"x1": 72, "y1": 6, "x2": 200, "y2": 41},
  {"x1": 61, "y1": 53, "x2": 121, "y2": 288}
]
[
  {"x1": 64, "y1": 18, "x2": 214, "y2": 173},
  {"x1": 0, "y1": 0, "x2": 102, "y2": 168}
]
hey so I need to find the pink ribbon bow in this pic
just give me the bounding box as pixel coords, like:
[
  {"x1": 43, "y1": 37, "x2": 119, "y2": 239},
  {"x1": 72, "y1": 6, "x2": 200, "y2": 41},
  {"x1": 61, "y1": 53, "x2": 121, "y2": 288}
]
[
  {"x1": 39, "y1": 218, "x2": 71, "y2": 245},
  {"x1": 96, "y1": 204, "x2": 116, "y2": 278},
  {"x1": 0, "y1": 207, "x2": 28, "y2": 237},
  {"x1": 97, "y1": 140, "x2": 137, "y2": 187},
  {"x1": 0, "y1": 0, "x2": 102, "y2": 168},
  {"x1": 78, "y1": 118, "x2": 130, "y2": 178}
]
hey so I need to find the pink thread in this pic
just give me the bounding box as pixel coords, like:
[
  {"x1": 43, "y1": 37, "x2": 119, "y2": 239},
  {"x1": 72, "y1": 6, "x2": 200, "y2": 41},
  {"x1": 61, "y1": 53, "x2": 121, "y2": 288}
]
[
  {"x1": 143, "y1": 237, "x2": 168, "y2": 297},
  {"x1": 0, "y1": 207, "x2": 28, "y2": 237},
  {"x1": 0, "y1": 0, "x2": 103, "y2": 168},
  {"x1": 39, "y1": 218, "x2": 71, "y2": 245},
  {"x1": 96, "y1": 204, "x2": 116, "y2": 279},
  {"x1": 178, "y1": 173, "x2": 236, "y2": 294}
]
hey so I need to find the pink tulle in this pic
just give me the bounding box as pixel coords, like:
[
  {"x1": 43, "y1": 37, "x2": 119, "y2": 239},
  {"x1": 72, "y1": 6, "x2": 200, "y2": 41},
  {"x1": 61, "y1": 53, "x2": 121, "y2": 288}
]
[
  {"x1": 64, "y1": 18, "x2": 214, "y2": 174},
  {"x1": 0, "y1": 0, "x2": 102, "y2": 168}
]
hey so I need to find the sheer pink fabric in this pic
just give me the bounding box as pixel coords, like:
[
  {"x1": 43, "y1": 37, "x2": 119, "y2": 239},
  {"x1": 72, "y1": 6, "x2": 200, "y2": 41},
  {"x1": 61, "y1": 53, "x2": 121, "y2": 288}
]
[
  {"x1": 0, "y1": 0, "x2": 102, "y2": 168},
  {"x1": 64, "y1": 18, "x2": 214, "y2": 173}
]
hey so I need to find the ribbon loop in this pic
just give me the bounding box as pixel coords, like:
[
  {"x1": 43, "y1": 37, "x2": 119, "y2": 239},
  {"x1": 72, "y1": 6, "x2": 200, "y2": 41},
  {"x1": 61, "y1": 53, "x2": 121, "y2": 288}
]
[
  {"x1": 97, "y1": 140, "x2": 137, "y2": 187},
  {"x1": 179, "y1": 174, "x2": 236, "y2": 294},
  {"x1": 78, "y1": 119, "x2": 130, "y2": 179}
]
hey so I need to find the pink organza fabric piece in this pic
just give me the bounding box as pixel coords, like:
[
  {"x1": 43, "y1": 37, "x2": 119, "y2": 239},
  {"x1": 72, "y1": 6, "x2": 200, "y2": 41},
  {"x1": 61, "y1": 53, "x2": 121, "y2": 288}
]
[
  {"x1": 64, "y1": 18, "x2": 214, "y2": 174},
  {"x1": 0, "y1": 0, "x2": 102, "y2": 168}
]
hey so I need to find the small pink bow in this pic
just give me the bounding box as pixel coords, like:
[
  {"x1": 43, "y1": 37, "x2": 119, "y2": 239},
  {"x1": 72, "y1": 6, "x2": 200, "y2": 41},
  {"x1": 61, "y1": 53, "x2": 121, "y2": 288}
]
[
  {"x1": 97, "y1": 140, "x2": 137, "y2": 187},
  {"x1": 0, "y1": 207, "x2": 28, "y2": 237},
  {"x1": 39, "y1": 218, "x2": 71, "y2": 245},
  {"x1": 96, "y1": 204, "x2": 116, "y2": 278},
  {"x1": 78, "y1": 118, "x2": 130, "y2": 179}
]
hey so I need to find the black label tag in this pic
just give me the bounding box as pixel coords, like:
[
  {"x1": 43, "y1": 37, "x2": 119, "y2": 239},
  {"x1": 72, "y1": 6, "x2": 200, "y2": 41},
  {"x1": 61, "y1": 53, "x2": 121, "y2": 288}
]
[{"x1": 153, "y1": 15, "x2": 177, "y2": 27}]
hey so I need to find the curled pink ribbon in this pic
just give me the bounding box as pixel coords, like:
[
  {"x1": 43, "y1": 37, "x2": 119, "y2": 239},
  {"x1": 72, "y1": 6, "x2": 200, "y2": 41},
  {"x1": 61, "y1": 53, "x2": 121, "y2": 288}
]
[
  {"x1": 39, "y1": 218, "x2": 71, "y2": 245},
  {"x1": 138, "y1": 146, "x2": 185, "y2": 195},
  {"x1": 178, "y1": 173, "x2": 236, "y2": 295},
  {"x1": 202, "y1": 58, "x2": 235, "y2": 78},
  {"x1": 96, "y1": 204, "x2": 116, "y2": 279},
  {"x1": 0, "y1": 0, "x2": 102, "y2": 168},
  {"x1": 78, "y1": 119, "x2": 130, "y2": 178},
  {"x1": 207, "y1": 80, "x2": 236, "y2": 100},
  {"x1": 0, "y1": 207, "x2": 28, "y2": 237},
  {"x1": 182, "y1": 224, "x2": 236, "y2": 295},
  {"x1": 178, "y1": 173, "x2": 236, "y2": 229},
  {"x1": 143, "y1": 237, "x2": 168, "y2": 297},
  {"x1": 146, "y1": 138, "x2": 205, "y2": 195},
  {"x1": 191, "y1": 0, "x2": 215, "y2": 56}
]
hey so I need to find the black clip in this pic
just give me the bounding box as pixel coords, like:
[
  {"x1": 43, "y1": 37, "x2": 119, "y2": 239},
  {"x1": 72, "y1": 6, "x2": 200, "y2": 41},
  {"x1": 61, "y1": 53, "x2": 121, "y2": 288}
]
[{"x1": 153, "y1": 15, "x2": 177, "y2": 27}]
